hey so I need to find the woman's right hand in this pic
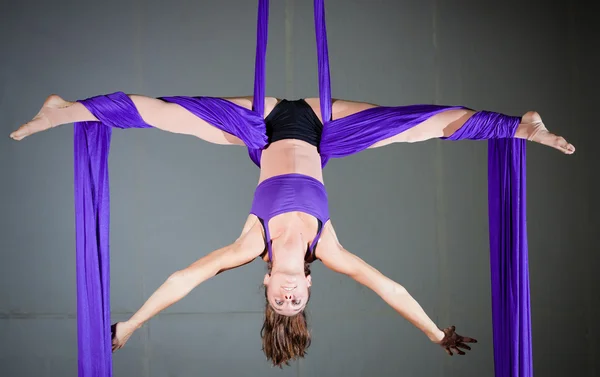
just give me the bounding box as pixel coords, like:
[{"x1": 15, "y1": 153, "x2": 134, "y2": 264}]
[{"x1": 111, "y1": 321, "x2": 138, "y2": 352}]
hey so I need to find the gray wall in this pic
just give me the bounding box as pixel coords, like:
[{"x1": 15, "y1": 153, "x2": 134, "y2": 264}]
[{"x1": 1, "y1": 0, "x2": 597, "y2": 376}]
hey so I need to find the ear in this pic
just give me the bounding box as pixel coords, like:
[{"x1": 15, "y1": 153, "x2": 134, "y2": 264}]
[
  {"x1": 263, "y1": 273, "x2": 270, "y2": 286},
  {"x1": 306, "y1": 274, "x2": 312, "y2": 287}
]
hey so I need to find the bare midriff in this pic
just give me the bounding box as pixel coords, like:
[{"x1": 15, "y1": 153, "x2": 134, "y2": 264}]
[{"x1": 258, "y1": 139, "x2": 324, "y2": 184}]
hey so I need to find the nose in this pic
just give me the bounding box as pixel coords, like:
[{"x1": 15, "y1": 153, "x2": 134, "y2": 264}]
[{"x1": 283, "y1": 293, "x2": 294, "y2": 301}]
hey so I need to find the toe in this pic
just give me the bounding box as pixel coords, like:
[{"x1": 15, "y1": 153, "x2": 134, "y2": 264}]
[{"x1": 554, "y1": 136, "x2": 573, "y2": 153}]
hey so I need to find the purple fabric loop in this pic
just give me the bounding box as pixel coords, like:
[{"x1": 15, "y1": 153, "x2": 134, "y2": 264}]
[
  {"x1": 78, "y1": 92, "x2": 152, "y2": 129},
  {"x1": 444, "y1": 111, "x2": 520, "y2": 140}
]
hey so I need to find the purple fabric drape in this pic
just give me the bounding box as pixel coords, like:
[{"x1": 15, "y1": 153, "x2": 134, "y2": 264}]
[
  {"x1": 73, "y1": 1, "x2": 531, "y2": 376},
  {"x1": 73, "y1": 2, "x2": 271, "y2": 374},
  {"x1": 312, "y1": 1, "x2": 532, "y2": 377},
  {"x1": 248, "y1": 0, "x2": 270, "y2": 166},
  {"x1": 488, "y1": 139, "x2": 533, "y2": 377},
  {"x1": 312, "y1": 0, "x2": 521, "y2": 157},
  {"x1": 160, "y1": 96, "x2": 267, "y2": 151},
  {"x1": 74, "y1": 122, "x2": 112, "y2": 377},
  {"x1": 313, "y1": 0, "x2": 332, "y2": 125},
  {"x1": 74, "y1": 92, "x2": 152, "y2": 377}
]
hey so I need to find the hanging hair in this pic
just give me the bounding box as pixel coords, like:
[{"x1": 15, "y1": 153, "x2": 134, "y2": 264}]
[{"x1": 261, "y1": 262, "x2": 312, "y2": 367}]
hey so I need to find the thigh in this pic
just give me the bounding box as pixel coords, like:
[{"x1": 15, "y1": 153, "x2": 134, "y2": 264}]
[
  {"x1": 368, "y1": 108, "x2": 475, "y2": 148},
  {"x1": 317, "y1": 99, "x2": 469, "y2": 158},
  {"x1": 139, "y1": 96, "x2": 278, "y2": 146}
]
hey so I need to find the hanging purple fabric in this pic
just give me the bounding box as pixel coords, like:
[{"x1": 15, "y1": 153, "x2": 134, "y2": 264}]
[
  {"x1": 73, "y1": 91, "x2": 270, "y2": 375},
  {"x1": 74, "y1": 92, "x2": 152, "y2": 377},
  {"x1": 73, "y1": 0, "x2": 532, "y2": 375},
  {"x1": 248, "y1": 0, "x2": 270, "y2": 167},
  {"x1": 488, "y1": 139, "x2": 533, "y2": 377},
  {"x1": 73, "y1": 2, "x2": 271, "y2": 374},
  {"x1": 312, "y1": 1, "x2": 532, "y2": 376},
  {"x1": 312, "y1": 0, "x2": 520, "y2": 157},
  {"x1": 74, "y1": 122, "x2": 112, "y2": 377},
  {"x1": 313, "y1": 0, "x2": 332, "y2": 125}
]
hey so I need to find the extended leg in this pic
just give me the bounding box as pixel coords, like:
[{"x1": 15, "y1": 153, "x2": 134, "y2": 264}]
[
  {"x1": 10, "y1": 94, "x2": 255, "y2": 145},
  {"x1": 369, "y1": 107, "x2": 575, "y2": 154},
  {"x1": 321, "y1": 100, "x2": 575, "y2": 157}
]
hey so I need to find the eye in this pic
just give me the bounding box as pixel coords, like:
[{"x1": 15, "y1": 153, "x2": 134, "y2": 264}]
[
  {"x1": 274, "y1": 300, "x2": 283, "y2": 306},
  {"x1": 292, "y1": 299, "x2": 302, "y2": 306}
]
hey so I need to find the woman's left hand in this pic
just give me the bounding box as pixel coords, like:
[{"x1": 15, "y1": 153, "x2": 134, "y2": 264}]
[{"x1": 436, "y1": 325, "x2": 478, "y2": 356}]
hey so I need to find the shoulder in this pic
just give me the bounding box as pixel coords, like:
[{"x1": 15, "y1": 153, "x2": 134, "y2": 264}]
[
  {"x1": 315, "y1": 221, "x2": 344, "y2": 262},
  {"x1": 315, "y1": 221, "x2": 365, "y2": 276},
  {"x1": 235, "y1": 215, "x2": 266, "y2": 258}
]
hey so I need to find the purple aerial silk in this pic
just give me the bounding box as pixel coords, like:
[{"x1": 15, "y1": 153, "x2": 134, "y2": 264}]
[
  {"x1": 73, "y1": 0, "x2": 531, "y2": 376},
  {"x1": 160, "y1": 96, "x2": 267, "y2": 152},
  {"x1": 312, "y1": 1, "x2": 533, "y2": 377},
  {"x1": 74, "y1": 92, "x2": 152, "y2": 377},
  {"x1": 74, "y1": 122, "x2": 112, "y2": 377},
  {"x1": 488, "y1": 139, "x2": 533, "y2": 377}
]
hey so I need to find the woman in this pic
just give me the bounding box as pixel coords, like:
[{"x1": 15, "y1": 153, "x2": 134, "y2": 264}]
[{"x1": 9, "y1": 93, "x2": 574, "y2": 366}]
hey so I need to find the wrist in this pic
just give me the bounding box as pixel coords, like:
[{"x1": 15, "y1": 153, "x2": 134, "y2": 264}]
[
  {"x1": 125, "y1": 319, "x2": 143, "y2": 331},
  {"x1": 428, "y1": 328, "x2": 445, "y2": 343}
]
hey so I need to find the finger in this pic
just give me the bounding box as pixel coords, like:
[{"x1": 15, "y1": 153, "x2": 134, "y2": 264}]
[
  {"x1": 443, "y1": 326, "x2": 455, "y2": 333},
  {"x1": 456, "y1": 342, "x2": 472, "y2": 351},
  {"x1": 452, "y1": 346, "x2": 465, "y2": 356},
  {"x1": 445, "y1": 347, "x2": 453, "y2": 356},
  {"x1": 460, "y1": 336, "x2": 477, "y2": 343}
]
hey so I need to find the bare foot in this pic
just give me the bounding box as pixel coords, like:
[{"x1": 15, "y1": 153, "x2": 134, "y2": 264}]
[
  {"x1": 515, "y1": 111, "x2": 575, "y2": 154},
  {"x1": 9, "y1": 94, "x2": 74, "y2": 141}
]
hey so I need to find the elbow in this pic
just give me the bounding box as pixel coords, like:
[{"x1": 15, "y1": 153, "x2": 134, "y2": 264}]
[
  {"x1": 393, "y1": 284, "x2": 408, "y2": 296},
  {"x1": 382, "y1": 282, "x2": 408, "y2": 298},
  {"x1": 165, "y1": 270, "x2": 196, "y2": 297}
]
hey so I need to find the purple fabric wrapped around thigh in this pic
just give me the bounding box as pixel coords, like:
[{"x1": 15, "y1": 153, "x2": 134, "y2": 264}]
[
  {"x1": 319, "y1": 105, "x2": 520, "y2": 161},
  {"x1": 159, "y1": 96, "x2": 267, "y2": 166},
  {"x1": 319, "y1": 104, "x2": 464, "y2": 159}
]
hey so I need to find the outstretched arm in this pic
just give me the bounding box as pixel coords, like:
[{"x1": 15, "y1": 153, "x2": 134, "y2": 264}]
[
  {"x1": 112, "y1": 216, "x2": 265, "y2": 351},
  {"x1": 318, "y1": 223, "x2": 476, "y2": 355}
]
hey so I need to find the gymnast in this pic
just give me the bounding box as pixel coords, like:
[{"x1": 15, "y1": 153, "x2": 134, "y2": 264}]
[{"x1": 9, "y1": 91, "x2": 574, "y2": 366}]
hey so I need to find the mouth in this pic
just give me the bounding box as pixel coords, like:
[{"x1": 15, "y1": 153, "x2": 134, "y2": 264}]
[{"x1": 282, "y1": 286, "x2": 297, "y2": 291}]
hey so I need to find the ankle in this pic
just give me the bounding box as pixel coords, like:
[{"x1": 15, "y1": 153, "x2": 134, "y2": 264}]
[
  {"x1": 45, "y1": 101, "x2": 83, "y2": 127},
  {"x1": 513, "y1": 123, "x2": 530, "y2": 139}
]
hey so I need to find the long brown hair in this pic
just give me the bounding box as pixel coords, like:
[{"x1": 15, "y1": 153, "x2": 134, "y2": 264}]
[{"x1": 261, "y1": 262, "x2": 312, "y2": 367}]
